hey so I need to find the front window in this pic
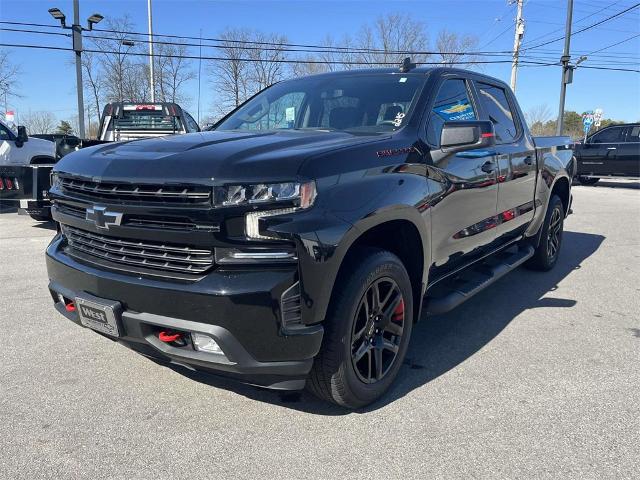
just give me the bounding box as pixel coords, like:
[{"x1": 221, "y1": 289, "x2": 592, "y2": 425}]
[{"x1": 217, "y1": 74, "x2": 427, "y2": 133}]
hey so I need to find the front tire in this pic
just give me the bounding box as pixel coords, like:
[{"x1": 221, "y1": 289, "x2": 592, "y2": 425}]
[
  {"x1": 525, "y1": 195, "x2": 564, "y2": 271},
  {"x1": 307, "y1": 248, "x2": 413, "y2": 408}
]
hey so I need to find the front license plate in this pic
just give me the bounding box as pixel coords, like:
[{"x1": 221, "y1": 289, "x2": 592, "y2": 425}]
[{"x1": 75, "y1": 297, "x2": 121, "y2": 337}]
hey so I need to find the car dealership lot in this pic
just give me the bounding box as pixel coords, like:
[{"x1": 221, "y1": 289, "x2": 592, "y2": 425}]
[{"x1": 1, "y1": 181, "x2": 638, "y2": 479}]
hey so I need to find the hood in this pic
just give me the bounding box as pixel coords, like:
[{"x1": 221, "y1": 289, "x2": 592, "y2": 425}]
[
  {"x1": 27, "y1": 136, "x2": 56, "y2": 156},
  {"x1": 55, "y1": 130, "x2": 387, "y2": 184}
]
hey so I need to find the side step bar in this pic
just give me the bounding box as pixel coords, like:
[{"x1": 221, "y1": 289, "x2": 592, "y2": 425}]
[{"x1": 425, "y1": 245, "x2": 534, "y2": 315}]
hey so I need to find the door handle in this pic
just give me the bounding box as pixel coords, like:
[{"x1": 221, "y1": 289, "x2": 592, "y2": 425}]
[
  {"x1": 481, "y1": 161, "x2": 495, "y2": 174},
  {"x1": 607, "y1": 147, "x2": 617, "y2": 150},
  {"x1": 524, "y1": 156, "x2": 533, "y2": 165}
]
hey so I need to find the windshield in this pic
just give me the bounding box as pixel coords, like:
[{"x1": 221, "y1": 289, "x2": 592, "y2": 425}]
[
  {"x1": 113, "y1": 111, "x2": 182, "y2": 131},
  {"x1": 216, "y1": 73, "x2": 427, "y2": 133}
]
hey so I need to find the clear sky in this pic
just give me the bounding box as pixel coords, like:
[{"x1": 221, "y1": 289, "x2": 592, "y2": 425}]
[{"x1": 1, "y1": 0, "x2": 639, "y2": 125}]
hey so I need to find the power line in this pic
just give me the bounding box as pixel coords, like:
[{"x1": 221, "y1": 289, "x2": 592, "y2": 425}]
[
  {"x1": 523, "y1": 3, "x2": 640, "y2": 51},
  {"x1": 0, "y1": 41, "x2": 559, "y2": 67},
  {"x1": 585, "y1": 33, "x2": 640, "y2": 55},
  {"x1": 3, "y1": 41, "x2": 638, "y2": 74}
]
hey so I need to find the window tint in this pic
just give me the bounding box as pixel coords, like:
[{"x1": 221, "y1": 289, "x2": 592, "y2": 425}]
[
  {"x1": 590, "y1": 126, "x2": 624, "y2": 144},
  {"x1": 184, "y1": 112, "x2": 200, "y2": 133},
  {"x1": 476, "y1": 82, "x2": 518, "y2": 143},
  {"x1": 626, "y1": 126, "x2": 640, "y2": 143},
  {"x1": 427, "y1": 79, "x2": 476, "y2": 146}
]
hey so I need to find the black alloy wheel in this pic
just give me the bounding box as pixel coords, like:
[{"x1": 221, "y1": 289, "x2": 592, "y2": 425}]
[
  {"x1": 350, "y1": 277, "x2": 405, "y2": 384},
  {"x1": 546, "y1": 206, "x2": 562, "y2": 262}
]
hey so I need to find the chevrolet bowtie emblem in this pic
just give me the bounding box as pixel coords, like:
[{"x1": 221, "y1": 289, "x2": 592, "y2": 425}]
[{"x1": 86, "y1": 206, "x2": 123, "y2": 230}]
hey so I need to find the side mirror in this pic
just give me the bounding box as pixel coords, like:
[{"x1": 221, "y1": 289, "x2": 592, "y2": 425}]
[
  {"x1": 440, "y1": 121, "x2": 495, "y2": 154},
  {"x1": 15, "y1": 125, "x2": 28, "y2": 148}
]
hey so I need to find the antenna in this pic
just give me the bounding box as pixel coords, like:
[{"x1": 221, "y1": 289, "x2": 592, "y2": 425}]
[{"x1": 399, "y1": 57, "x2": 416, "y2": 73}]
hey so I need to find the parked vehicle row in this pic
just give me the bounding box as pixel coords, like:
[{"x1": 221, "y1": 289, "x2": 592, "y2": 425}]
[{"x1": 45, "y1": 65, "x2": 574, "y2": 408}]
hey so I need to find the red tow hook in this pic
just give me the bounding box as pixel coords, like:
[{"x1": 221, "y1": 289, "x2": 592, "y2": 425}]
[
  {"x1": 158, "y1": 331, "x2": 188, "y2": 347},
  {"x1": 158, "y1": 331, "x2": 182, "y2": 343},
  {"x1": 64, "y1": 301, "x2": 76, "y2": 312}
]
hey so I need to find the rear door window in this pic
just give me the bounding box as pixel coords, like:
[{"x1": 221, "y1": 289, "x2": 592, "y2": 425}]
[
  {"x1": 426, "y1": 79, "x2": 477, "y2": 146},
  {"x1": 476, "y1": 82, "x2": 519, "y2": 144}
]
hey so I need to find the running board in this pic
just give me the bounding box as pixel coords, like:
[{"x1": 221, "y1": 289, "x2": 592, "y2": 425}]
[{"x1": 425, "y1": 245, "x2": 534, "y2": 315}]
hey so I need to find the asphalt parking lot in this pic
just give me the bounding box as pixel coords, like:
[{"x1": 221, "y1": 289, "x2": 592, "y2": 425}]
[{"x1": 1, "y1": 181, "x2": 638, "y2": 479}]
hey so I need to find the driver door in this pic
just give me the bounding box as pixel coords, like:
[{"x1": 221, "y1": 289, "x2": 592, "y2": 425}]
[{"x1": 425, "y1": 78, "x2": 499, "y2": 279}]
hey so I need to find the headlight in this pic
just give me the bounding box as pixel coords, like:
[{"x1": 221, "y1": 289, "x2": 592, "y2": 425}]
[
  {"x1": 216, "y1": 181, "x2": 317, "y2": 240},
  {"x1": 50, "y1": 172, "x2": 62, "y2": 190},
  {"x1": 215, "y1": 181, "x2": 316, "y2": 208}
]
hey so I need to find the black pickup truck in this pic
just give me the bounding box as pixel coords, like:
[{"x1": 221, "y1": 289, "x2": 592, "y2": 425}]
[
  {"x1": 46, "y1": 66, "x2": 574, "y2": 408},
  {"x1": 574, "y1": 123, "x2": 640, "y2": 185}
]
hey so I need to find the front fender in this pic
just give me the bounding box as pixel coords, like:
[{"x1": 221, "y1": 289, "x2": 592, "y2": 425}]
[{"x1": 265, "y1": 167, "x2": 430, "y2": 325}]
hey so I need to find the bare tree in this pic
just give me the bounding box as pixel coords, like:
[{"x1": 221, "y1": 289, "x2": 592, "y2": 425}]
[
  {"x1": 525, "y1": 104, "x2": 554, "y2": 135},
  {"x1": 435, "y1": 29, "x2": 481, "y2": 68},
  {"x1": 211, "y1": 29, "x2": 253, "y2": 115},
  {"x1": 0, "y1": 49, "x2": 22, "y2": 113},
  {"x1": 155, "y1": 42, "x2": 196, "y2": 103},
  {"x1": 81, "y1": 50, "x2": 104, "y2": 125},
  {"x1": 91, "y1": 15, "x2": 147, "y2": 102},
  {"x1": 355, "y1": 14, "x2": 432, "y2": 67},
  {"x1": 22, "y1": 111, "x2": 56, "y2": 134},
  {"x1": 248, "y1": 32, "x2": 289, "y2": 91}
]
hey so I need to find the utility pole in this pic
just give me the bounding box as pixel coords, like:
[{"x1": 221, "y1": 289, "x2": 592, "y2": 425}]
[
  {"x1": 72, "y1": 0, "x2": 85, "y2": 138},
  {"x1": 510, "y1": 0, "x2": 525, "y2": 92},
  {"x1": 48, "y1": 4, "x2": 103, "y2": 139},
  {"x1": 147, "y1": 0, "x2": 155, "y2": 102},
  {"x1": 556, "y1": 0, "x2": 574, "y2": 136}
]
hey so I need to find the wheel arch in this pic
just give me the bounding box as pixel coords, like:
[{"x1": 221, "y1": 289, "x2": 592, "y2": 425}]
[{"x1": 328, "y1": 212, "x2": 429, "y2": 325}]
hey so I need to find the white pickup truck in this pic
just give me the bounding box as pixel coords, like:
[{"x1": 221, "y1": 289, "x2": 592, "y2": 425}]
[
  {"x1": 0, "y1": 119, "x2": 56, "y2": 220},
  {"x1": 0, "y1": 119, "x2": 55, "y2": 166}
]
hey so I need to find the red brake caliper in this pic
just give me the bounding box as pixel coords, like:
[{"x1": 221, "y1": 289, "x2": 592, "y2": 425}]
[{"x1": 392, "y1": 298, "x2": 404, "y2": 323}]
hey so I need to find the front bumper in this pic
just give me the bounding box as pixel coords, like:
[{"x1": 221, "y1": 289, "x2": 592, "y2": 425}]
[{"x1": 46, "y1": 235, "x2": 323, "y2": 390}]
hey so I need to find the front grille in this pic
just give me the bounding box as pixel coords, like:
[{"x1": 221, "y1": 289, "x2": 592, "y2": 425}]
[
  {"x1": 59, "y1": 176, "x2": 211, "y2": 205},
  {"x1": 54, "y1": 202, "x2": 219, "y2": 232},
  {"x1": 62, "y1": 225, "x2": 214, "y2": 275}
]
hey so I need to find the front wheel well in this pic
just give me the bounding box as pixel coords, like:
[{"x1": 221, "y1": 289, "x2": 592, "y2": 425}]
[
  {"x1": 335, "y1": 220, "x2": 425, "y2": 323},
  {"x1": 551, "y1": 176, "x2": 570, "y2": 214}
]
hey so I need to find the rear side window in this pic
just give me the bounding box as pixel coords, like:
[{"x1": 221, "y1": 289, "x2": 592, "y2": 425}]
[
  {"x1": 427, "y1": 79, "x2": 476, "y2": 146},
  {"x1": 476, "y1": 82, "x2": 518, "y2": 144},
  {"x1": 625, "y1": 126, "x2": 640, "y2": 143},
  {"x1": 590, "y1": 126, "x2": 624, "y2": 144}
]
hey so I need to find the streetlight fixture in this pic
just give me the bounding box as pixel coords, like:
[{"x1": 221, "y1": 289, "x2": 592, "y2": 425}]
[
  {"x1": 87, "y1": 13, "x2": 104, "y2": 30},
  {"x1": 48, "y1": 2, "x2": 104, "y2": 138},
  {"x1": 47, "y1": 8, "x2": 66, "y2": 26}
]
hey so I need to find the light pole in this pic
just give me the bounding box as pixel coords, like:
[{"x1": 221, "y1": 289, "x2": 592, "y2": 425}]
[
  {"x1": 48, "y1": 3, "x2": 103, "y2": 138},
  {"x1": 556, "y1": 0, "x2": 574, "y2": 136},
  {"x1": 147, "y1": 0, "x2": 155, "y2": 102}
]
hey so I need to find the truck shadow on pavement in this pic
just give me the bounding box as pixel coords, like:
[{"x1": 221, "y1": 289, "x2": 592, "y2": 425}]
[{"x1": 161, "y1": 230, "x2": 605, "y2": 415}]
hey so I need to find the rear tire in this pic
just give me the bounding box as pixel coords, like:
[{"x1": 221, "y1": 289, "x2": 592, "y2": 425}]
[
  {"x1": 578, "y1": 176, "x2": 599, "y2": 185},
  {"x1": 525, "y1": 195, "x2": 564, "y2": 271},
  {"x1": 307, "y1": 248, "x2": 413, "y2": 409}
]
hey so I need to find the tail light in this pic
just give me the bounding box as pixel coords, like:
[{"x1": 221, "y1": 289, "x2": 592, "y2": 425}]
[
  {"x1": 4, "y1": 178, "x2": 13, "y2": 190},
  {"x1": 0, "y1": 178, "x2": 4, "y2": 190}
]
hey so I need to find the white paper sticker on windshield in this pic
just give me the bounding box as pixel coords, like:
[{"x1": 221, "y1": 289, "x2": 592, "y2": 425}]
[
  {"x1": 285, "y1": 107, "x2": 295, "y2": 121},
  {"x1": 399, "y1": 77, "x2": 407, "y2": 83}
]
